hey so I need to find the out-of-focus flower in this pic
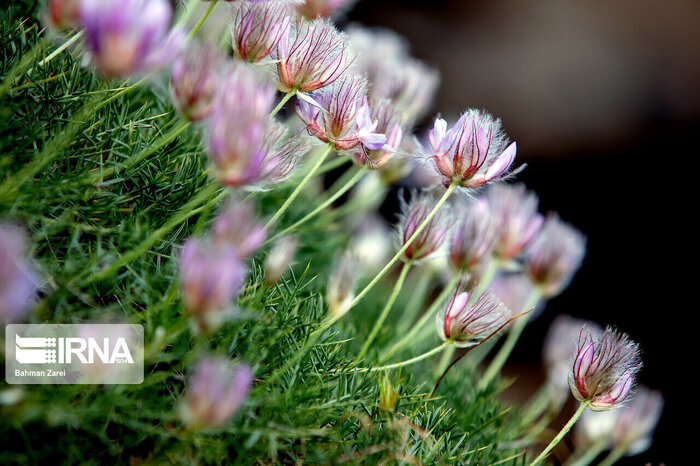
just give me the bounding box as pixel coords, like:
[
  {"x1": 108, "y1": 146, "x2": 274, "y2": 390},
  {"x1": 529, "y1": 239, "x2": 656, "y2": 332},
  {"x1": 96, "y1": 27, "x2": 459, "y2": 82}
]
[
  {"x1": 350, "y1": 215, "x2": 392, "y2": 276},
  {"x1": 170, "y1": 42, "x2": 224, "y2": 121},
  {"x1": 296, "y1": 75, "x2": 387, "y2": 152},
  {"x1": 180, "y1": 357, "x2": 253, "y2": 429},
  {"x1": 611, "y1": 386, "x2": 664, "y2": 455},
  {"x1": 179, "y1": 238, "x2": 247, "y2": 332},
  {"x1": 426, "y1": 110, "x2": 517, "y2": 189},
  {"x1": 231, "y1": 0, "x2": 292, "y2": 62},
  {"x1": 264, "y1": 236, "x2": 297, "y2": 284},
  {"x1": 449, "y1": 199, "x2": 496, "y2": 272},
  {"x1": 326, "y1": 251, "x2": 359, "y2": 318},
  {"x1": 485, "y1": 183, "x2": 543, "y2": 261},
  {"x1": 437, "y1": 289, "x2": 511, "y2": 348},
  {"x1": 275, "y1": 18, "x2": 349, "y2": 93},
  {"x1": 396, "y1": 191, "x2": 447, "y2": 262},
  {"x1": 212, "y1": 197, "x2": 267, "y2": 258},
  {"x1": 347, "y1": 25, "x2": 439, "y2": 124},
  {"x1": 206, "y1": 65, "x2": 310, "y2": 187},
  {"x1": 525, "y1": 214, "x2": 586, "y2": 297},
  {"x1": 569, "y1": 327, "x2": 642, "y2": 411},
  {"x1": 351, "y1": 98, "x2": 404, "y2": 169},
  {"x1": 296, "y1": 0, "x2": 356, "y2": 19},
  {"x1": 543, "y1": 315, "x2": 603, "y2": 404},
  {"x1": 47, "y1": 0, "x2": 81, "y2": 30},
  {"x1": 0, "y1": 224, "x2": 40, "y2": 324},
  {"x1": 576, "y1": 408, "x2": 619, "y2": 451},
  {"x1": 80, "y1": 0, "x2": 185, "y2": 78}
]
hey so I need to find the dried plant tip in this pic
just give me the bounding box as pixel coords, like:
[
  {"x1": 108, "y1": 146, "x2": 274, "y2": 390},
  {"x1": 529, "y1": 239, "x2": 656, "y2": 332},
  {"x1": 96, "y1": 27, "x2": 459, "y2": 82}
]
[
  {"x1": 0, "y1": 224, "x2": 40, "y2": 324},
  {"x1": 569, "y1": 327, "x2": 642, "y2": 411},
  {"x1": 449, "y1": 199, "x2": 496, "y2": 272},
  {"x1": 326, "y1": 251, "x2": 359, "y2": 318},
  {"x1": 397, "y1": 191, "x2": 447, "y2": 262},
  {"x1": 436, "y1": 290, "x2": 511, "y2": 348},
  {"x1": 170, "y1": 42, "x2": 224, "y2": 121},
  {"x1": 232, "y1": 0, "x2": 292, "y2": 63}
]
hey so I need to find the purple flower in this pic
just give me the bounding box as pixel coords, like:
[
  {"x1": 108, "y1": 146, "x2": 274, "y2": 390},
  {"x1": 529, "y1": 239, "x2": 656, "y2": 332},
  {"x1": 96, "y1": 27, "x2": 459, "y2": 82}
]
[
  {"x1": 427, "y1": 110, "x2": 517, "y2": 189},
  {"x1": 0, "y1": 224, "x2": 40, "y2": 324},
  {"x1": 611, "y1": 386, "x2": 664, "y2": 455},
  {"x1": 180, "y1": 357, "x2": 253, "y2": 429},
  {"x1": 80, "y1": 0, "x2": 185, "y2": 78},
  {"x1": 449, "y1": 199, "x2": 496, "y2": 272},
  {"x1": 296, "y1": 75, "x2": 388, "y2": 153},
  {"x1": 485, "y1": 183, "x2": 544, "y2": 261},
  {"x1": 525, "y1": 213, "x2": 586, "y2": 297},
  {"x1": 212, "y1": 197, "x2": 267, "y2": 259},
  {"x1": 232, "y1": 0, "x2": 292, "y2": 63},
  {"x1": 179, "y1": 238, "x2": 247, "y2": 332},
  {"x1": 396, "y1": 191, "x2": 447, "y2": 262},
  {"x1": 170, "y1": 42, "x2": 224, "y2": 121},
  {"x1": 437, "y1": 289, "x2": 511, "y2": 348},
  {"x1": 351, "y1": 98, "x2": 404, "y2": 169},
  {"x1": 570, "y1": 327, "x2": 642, "y2": 411},
  {"x1": 275, "y1": 18, "x2": 349, "y2": 93},
  {"x1": 296, "y1": 0, "x2": 356, "y2": 18}
]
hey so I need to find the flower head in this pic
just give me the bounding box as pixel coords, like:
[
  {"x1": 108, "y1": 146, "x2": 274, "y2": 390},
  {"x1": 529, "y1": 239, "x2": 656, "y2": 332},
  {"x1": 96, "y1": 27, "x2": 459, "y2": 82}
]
[
  {"x1": 437, "y1": 289, "x2": 511, "y2": 348},
  {"x1": 212, "y1": 197, "x2": 267, "y2": 259},
  {"x1": 180, "y1": 357, "x2": 253, "y2": 429},
  {"x1": 449, "y1": 199, "x2": 496, "y2": 272},
  {"x1": 296, "y1": 0, "x2": 356, "y2": 19},
  {"x1": 611, "y1": 386, "x2": 663, "y2": 455},
  {"x1": 296, "y1": 74, "x2": 387, "y2": 152},
  {"x1": 351, "y1": 98, "x2": 404, "y2": 169},
  {"x1": 569, "y1": 327, "x2": 642, "y2": 411},
  {"x1": 170, "y1": 42, "x2": 224, "y2": 121},
  {"x1": 427, "y1": 110, "x2": 517, "y2": 189},
  {"x1": 485, "y1": 183, "x2": 544, "y2": 260},
  {"x1": 525, "y1": 214, "x2": 586, "y2": 297},
  {"x1": 264, "y1": 236, "x2": 297, "y2": 285},
  {"x1": 0, "y1": 224, "x2": 40, "y2": 324},
  {"x1": 326, "y1": 251, "x2": 359, "y2": 318},
  {"x1": 80, "y1": 0, "x2": 185, "y2": 78},
  {"x1": 179, "y1": 238, "x2": 247, "y2": 332},
  {"x1": 275, "y1": 18, "x2": 349, "y2": 93},
  {"x1": 396, "y1": 191, "x2": 448, "y2": 262},
  {"x1": 47, "y1": 0, "x2": 81, "y2": 30},
  {"x1": 231, "y1": 0, "x2": 292, "y2": 62}
]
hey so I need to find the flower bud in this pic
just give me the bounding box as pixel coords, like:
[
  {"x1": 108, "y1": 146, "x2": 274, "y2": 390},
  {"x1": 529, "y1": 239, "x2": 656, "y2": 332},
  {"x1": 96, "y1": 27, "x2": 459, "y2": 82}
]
[
  {"x1": 449, "y1": 199, "x2": 496, "y2": 272},
  {"x1": 264, "y1": 236, "x2": 297, "y2": 285},
  {"x1": 170, "y1": 42, "x2": 224, "y2": 121},
  {"x1": 0, "y1": 224, "x2": 40, "y2": 324},
  {"x1": 180, "y1": 357, "x2": 253, "y2": 429},
  {"x1": 437, "y1": 289, "x2": 511, "y2": 348},
  {"x1": 397, "y1": 191, "x2": 447, "y2": 262},
  {"x1": 326, "y1": 251, "x2": 359, "y2": 318},
  {"x1": 232, "y1": 0, "x2": 292, "y2": 62},
  {"x1": 569, "y1": 327, "x2": 642, "y2": 411}
]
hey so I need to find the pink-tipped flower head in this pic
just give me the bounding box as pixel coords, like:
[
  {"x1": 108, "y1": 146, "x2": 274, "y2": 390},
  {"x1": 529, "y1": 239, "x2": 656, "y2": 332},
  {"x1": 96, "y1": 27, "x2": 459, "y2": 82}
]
[
  {"x1": 275, "y1": 18, "x2": 349, "y2": 93},
  {"x1": 611, "y1": 386, "x2": 664, "y2": 455},
  {"x1": 179, "y1": 238, "x2": 247, "y2": 332},
  {"x1": 231, "y1": 0, "x2": 292, "y2": 63},
  {"x1": 296, "y1": 0, "x2": 356, "y2": 19},
  {"x1": 570, "y1": 327, "x2": 642, "y2": 411},
  {"x1": 351, "y1": 98, "x2": 404, "y2": 169},
  {"x1": 80, "y1": 0, "x2": 185, "y2": 78},
  {"x1": 485, "y1": 183, "x2": 544, "y2": 261},
  {"x1": 525, "y1": 213, "x2": 586, "y2": 297},
  {"x1": 170, "y1": 42, "x2": 224, "y2": 121},
  {"x1": 427, "y1": 110, "x2": 517, "y2": 189},
  {"x1": 326, "y1": 251, "x2": 359, "y2": 318},
  {"x1": 449, "y1": 199, "x2": 497, "y2": 272},
  {"x1": 437, "y1": 289, "x2": 511, "y2": 348},
  {"x1": 296, "y1": 74, "x2": 388, "y2": 152},
  {"x1": 0, "y1": 224, "x2": 40, "y2": 324},
  {"x1": 47, "y1": 0, "x2": 81, "y2": 30},
  {"x1": 180, "y1": 357, "x2": 253, "y2": 429},
  {"x1": 397, "y1": 191, "x2": 448, "y2": 262},
  {"x1": 212, "y1": 197, "x2": 267, "y2": 259}
]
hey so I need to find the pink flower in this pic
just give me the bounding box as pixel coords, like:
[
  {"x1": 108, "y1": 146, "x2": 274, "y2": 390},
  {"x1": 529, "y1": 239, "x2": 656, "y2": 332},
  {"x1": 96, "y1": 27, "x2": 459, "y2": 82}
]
[
  {"x1": 232, "y1": 0, "x2": 292, "y2": 62},
  {"x1": 397, "y1": 191, "x2": 447, "y2": 262},
  {"x1": 170, "y1": 42, "x2": 224, "y2": 121},
  {"x1": 611, "y1": 386, "x2": 664, "y2": 455},
  {"x1": 351, "y1": 98, "x2": 404, "y2": 169},
  {"x1": 47, "y1": 0, "x2": 81, "y2": 30},
  {"x1": 427, "y1": 110, "x2": 517, "y2": 189},
  {"x1": 212, "y1": 197, "x2": 267, "y2": 259},
  {"x1": 437, "y1": 290, "x2": 511, "y2": 348},
  {"x1": 569, "y1": 327, "x2": 642, "y2": 411},
  {"x1": 0, "y1": 224, "x2": 40, "y2": 324},
  {"x1": 449, "y1": 199, "x2": 496, "y2": 272}
]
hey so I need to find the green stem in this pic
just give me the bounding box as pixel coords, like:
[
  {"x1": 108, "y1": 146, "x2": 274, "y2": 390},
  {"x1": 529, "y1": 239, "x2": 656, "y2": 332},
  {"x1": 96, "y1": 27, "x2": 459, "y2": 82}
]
[
  {"x1": 38, "y1": 30, "x2": 84, "y2": 67},
  {"x1": 478, "y1": 287, "x2": 542, "y2": 390},
  {"x1": 188, "y1": 0, "x2": 219, "y2": 38},
  {"x1": 566, "y1": 438, "x2": 609, "y2": 466},
  {"x1": 356, "y1": 342, "x2": 452, "y2": 372},
  {"x1": 266, "y1": 166, "x2": 367, "y2": 245},
  {"x1": 265, "y1": 143, "x2": 334, "y2": 229},
  {"x1": 269, "y1": 91, "x2": 295, "y2": 118},
  {"x1": 396, "y1": 270, "x2": 434, "y2": 333},
  {"x1": 597, "y1": 445, "x2": 627, "y2": 466},
  {"x1": 436, "y1": 344, "x2": 456, "y2": 375},
  {"x1": 530, "y1": 401, "x2": 590, "y2": 466},
  {"x1": 358, "y1": 261, "x2": 412, "y2": 358},
  {"x1": 84, "y1": 183, "x2": 225, "y2": 284},
  {"x1": 382, "y1": 272, "x2": 461, "y2": 362},
  {"x1": 348, "y1": 183, "x2": 458, "y2": 312}
]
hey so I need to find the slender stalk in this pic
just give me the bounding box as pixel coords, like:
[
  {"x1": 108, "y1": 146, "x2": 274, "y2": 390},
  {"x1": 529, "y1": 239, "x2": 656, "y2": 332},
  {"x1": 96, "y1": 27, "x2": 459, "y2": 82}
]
[
  {"x1": 436, "y1": 344, "x2": 456, "y2": 375},
  {"x1": 478, "y1": 287, "x2": 542, "y2": 390},
  {"x1": 356, "y1": 342, "x2": 452, "y2": 372},
  {"x1": 265, "y1": 143, "x2": 334, "y2": 229},
  {"x1": 396, "y1": 270, "x2": 434, "y2": 333},
  {"x1": 565, "y1": 438, "x2": 608, "y2": 466},
  {"x1": 269, "y1": 91, "x2": 295, "y2": 118},
  {"x1": 188, "y1": 0, "x2": 219, "y2": 38},
  {"x1": 530, "y1": 401, "x2": 590, "y2": 466},
  {"x1": 84, "y1": 183, "x2": 225, "y2": 284},
  {"x1": 266, "y1": 166, "x2": 367, "y2": 244},
  {"x1": 348, "y1": 183, "x2": 458, "y2": 311},
  {"x1": 597, "y1": 445, "x2": 627, "y2": 466},
  {"x1": 382, "y1": 272, "x2": 461, "y2": 362},
  {"x1": 38, "y1": 30, "x2": 84, "y2": 67},
  {"x1": 358, "y1": 261, "x2": 412, "y2": 358}
]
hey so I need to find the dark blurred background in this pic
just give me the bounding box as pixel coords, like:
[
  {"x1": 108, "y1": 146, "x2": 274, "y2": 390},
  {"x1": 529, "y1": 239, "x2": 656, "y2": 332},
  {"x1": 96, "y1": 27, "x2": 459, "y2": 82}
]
[{"x1": 347, "y1": 0, "x2": 696, "y2": 464}]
